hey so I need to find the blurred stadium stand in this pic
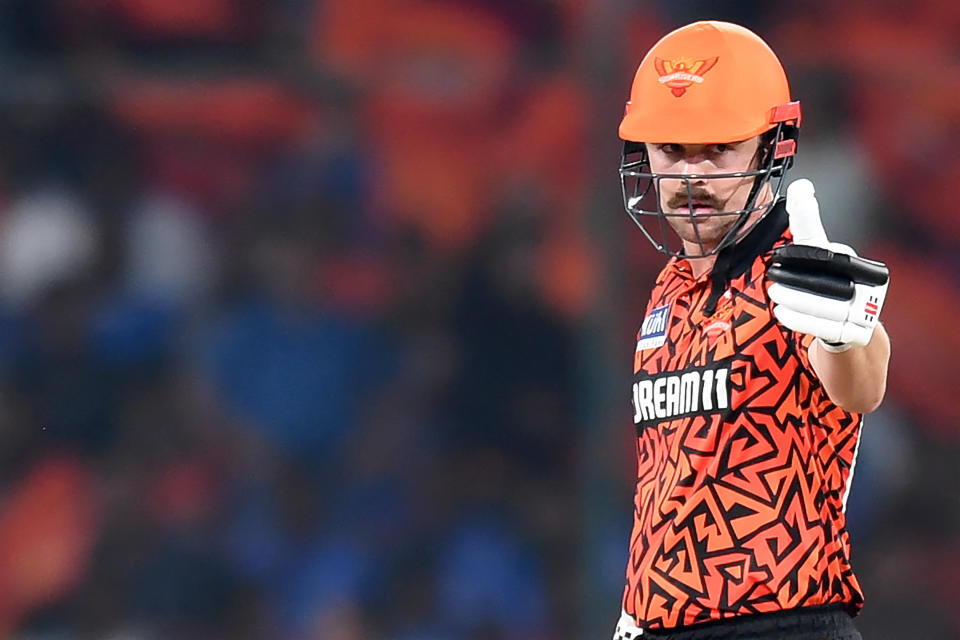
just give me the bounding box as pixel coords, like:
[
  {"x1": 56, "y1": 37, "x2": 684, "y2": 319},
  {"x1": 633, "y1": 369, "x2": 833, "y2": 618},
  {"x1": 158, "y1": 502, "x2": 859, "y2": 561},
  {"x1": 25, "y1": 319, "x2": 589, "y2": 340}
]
[{"x1": 0, "y1": 1, "x2": 955, "y2": 638}]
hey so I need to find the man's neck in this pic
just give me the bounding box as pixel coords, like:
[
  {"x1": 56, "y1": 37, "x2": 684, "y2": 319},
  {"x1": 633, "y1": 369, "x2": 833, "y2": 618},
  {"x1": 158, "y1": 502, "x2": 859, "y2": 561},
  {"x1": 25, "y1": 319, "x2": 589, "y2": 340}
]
[{"x1": 684, "y1": 253, "x2": 717, "y2": 279}]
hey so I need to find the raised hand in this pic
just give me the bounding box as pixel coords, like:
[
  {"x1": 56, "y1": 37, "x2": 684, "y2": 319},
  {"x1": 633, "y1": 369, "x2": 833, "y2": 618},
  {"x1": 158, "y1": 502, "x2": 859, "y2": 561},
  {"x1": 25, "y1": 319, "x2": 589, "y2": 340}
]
[{"x1": 767, "y1": 179, "x2": 889, "y2": 350}]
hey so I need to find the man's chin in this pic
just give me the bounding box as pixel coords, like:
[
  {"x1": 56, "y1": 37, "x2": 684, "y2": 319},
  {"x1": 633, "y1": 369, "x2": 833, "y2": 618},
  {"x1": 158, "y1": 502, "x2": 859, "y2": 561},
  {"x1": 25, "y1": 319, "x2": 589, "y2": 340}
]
[
  {"x1": 670, "y1": 224, "x2": 729, "y2": 249},
  {"x1": 680, "y1": 238, "x2": 722, "y2": 253}
]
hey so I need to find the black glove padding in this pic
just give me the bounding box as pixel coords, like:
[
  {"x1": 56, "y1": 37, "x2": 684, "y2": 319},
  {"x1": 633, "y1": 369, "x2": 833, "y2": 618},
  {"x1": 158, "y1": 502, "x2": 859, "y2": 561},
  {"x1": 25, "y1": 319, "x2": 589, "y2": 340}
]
[{"x1": 768, "y1": 245, "x2": 889, "y2": 300}]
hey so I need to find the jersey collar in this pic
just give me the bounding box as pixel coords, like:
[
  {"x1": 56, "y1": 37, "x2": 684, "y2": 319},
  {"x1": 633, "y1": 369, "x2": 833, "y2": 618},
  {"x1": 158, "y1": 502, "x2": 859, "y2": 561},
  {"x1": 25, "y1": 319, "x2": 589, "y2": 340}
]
[
  {"x1": 722, "y1": 197, "x2": 788, "y2": 280},
  {"x1": 703, "y1": 199, "x2": 788, "y2": 315}
]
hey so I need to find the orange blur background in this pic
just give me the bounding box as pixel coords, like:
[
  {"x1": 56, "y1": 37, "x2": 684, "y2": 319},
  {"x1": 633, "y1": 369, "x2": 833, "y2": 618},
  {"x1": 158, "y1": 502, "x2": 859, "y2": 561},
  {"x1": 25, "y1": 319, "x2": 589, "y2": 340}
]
[{"x1": 0, "y1": 1, "x2": 955, "y2": 638}]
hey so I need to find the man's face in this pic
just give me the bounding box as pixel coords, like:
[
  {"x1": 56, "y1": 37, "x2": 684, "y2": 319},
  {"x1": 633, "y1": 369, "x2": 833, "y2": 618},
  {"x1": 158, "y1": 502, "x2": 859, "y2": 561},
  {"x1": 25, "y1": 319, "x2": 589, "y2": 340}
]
[{"x1": 645, "y1": 135, "x2": 766, "y2": 251}]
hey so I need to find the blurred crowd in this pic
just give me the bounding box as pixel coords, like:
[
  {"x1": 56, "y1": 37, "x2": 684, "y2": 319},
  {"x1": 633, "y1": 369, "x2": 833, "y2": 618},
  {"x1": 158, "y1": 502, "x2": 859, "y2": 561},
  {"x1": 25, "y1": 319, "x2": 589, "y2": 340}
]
[{"x1": 0, "y1": 1, "x2": 955, "y2": 639}]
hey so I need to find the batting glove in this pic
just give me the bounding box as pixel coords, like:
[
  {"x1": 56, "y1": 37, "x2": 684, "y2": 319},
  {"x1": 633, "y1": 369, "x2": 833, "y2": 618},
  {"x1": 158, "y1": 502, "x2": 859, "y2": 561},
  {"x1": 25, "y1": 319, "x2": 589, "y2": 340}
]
[{"x1": 767, "y1": 179, "x2": 890, "y2": 352}]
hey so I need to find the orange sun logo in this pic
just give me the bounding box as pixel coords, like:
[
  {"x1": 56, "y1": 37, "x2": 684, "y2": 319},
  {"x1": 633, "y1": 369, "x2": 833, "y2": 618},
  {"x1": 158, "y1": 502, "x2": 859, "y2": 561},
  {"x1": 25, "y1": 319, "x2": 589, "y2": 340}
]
[{"x1": 654, "y1": 56, "x2": 719, "y2": 97}]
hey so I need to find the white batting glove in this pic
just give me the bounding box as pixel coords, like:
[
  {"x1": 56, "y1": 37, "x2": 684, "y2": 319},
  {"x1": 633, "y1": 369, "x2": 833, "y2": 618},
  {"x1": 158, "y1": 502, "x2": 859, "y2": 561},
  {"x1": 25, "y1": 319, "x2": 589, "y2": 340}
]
[{"x1": 767, "y1": 179, "x2": 890, "y2": 351}]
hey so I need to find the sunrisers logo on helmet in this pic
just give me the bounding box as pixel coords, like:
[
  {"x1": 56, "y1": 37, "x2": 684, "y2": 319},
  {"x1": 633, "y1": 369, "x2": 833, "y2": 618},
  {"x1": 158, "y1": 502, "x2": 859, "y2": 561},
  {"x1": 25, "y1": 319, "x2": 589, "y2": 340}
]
[{"x1": 653, "y1": 56, "x2": 719, "y2": 97}]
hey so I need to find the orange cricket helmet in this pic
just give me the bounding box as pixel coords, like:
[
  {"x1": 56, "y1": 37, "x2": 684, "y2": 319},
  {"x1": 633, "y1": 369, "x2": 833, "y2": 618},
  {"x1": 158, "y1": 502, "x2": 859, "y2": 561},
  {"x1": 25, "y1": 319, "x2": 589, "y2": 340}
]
[{"x1": 618, "y1": 20, "x2": 802, "y2": 257}]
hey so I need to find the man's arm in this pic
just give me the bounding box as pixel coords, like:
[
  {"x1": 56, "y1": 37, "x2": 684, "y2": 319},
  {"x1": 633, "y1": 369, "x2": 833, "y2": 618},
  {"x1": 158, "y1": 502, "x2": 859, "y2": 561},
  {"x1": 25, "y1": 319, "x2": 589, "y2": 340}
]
[
  {"x1": 766, "y1": 179, "x2": 892, "y2": 415},
  {"x1": 809, "y1": 323, "x2": 890, "y2": 414}
]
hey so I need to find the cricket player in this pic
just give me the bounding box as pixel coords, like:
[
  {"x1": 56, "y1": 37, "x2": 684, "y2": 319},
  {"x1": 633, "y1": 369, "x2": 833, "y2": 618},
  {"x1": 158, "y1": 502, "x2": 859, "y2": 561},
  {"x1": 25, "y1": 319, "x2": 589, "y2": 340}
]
[{"x1": 613, "y1": 21, "x2": 891, "y2": 640}]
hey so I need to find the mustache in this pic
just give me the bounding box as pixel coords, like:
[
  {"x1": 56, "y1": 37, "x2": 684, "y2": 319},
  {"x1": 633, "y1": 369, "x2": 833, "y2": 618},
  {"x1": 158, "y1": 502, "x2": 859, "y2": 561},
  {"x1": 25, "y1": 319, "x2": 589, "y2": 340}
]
[{"x1": 666, "y1": 189, "x2": 724, "y2": 210}]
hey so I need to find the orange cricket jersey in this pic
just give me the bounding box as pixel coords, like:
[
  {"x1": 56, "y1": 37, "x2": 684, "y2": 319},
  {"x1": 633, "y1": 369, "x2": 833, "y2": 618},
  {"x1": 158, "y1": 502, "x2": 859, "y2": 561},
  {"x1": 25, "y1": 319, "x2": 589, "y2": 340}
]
[{"x1": 622, "y1": 200, "x2": 865, "y2": 630}]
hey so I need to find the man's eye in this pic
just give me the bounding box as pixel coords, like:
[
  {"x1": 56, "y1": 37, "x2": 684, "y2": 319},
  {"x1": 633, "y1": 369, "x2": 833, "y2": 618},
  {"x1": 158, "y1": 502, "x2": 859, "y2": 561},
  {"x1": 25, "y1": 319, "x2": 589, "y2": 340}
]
[
  {"x1": 713, "y1": 144, "x2": 730, "y2": 153},
  {"x1": 661, "y1": 144, "x2": 682, "y2": 154}
]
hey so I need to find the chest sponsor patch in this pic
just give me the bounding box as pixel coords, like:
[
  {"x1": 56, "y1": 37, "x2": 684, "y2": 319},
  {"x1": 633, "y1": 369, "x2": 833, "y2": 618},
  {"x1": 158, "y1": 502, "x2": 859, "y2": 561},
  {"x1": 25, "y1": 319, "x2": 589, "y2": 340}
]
[
  {"x1": 631, "y1": 361, "x2": 732, "y2": 431},
  {"x1": 637, "y1": 303, "x2": 671, "y2": 351}
]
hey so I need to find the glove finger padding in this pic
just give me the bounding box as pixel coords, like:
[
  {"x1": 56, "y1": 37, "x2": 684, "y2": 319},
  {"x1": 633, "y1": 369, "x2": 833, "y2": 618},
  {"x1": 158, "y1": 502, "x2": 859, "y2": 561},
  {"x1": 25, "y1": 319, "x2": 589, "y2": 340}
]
[
  {"x1": 769, "y1": 245, "x2": 889, "y2": 288},
  {"x1": 768, "y1": 283, "x2": 850, "y2": 321},
  {"x1": 772, "y1": 305, "x2": 875, "y2": 346},
  {"x1": 767, "y1": 264, "x2": 853, "y2": 299},
  {"x1": 768, "y1": 243, "x2": 889, "y2": 348}
]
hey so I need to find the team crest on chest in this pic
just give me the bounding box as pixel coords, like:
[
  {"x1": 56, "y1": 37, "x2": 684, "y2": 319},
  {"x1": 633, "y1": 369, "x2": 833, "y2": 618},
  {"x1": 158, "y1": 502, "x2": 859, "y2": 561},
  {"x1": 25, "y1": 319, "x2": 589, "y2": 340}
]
[
  {"x1": 703, "y1": 290, "x2": 735, "y2": 343},
  {"x1": 637, "y1": 303, "x2": 671, "y2": 351}
]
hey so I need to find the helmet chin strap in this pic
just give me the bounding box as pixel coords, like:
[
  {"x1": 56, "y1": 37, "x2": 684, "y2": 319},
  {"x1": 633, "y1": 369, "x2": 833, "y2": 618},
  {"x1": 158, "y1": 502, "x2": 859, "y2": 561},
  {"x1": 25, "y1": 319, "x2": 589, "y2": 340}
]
[{"x1": 700, "y1": 133, "x2": 783, "y2": 315}]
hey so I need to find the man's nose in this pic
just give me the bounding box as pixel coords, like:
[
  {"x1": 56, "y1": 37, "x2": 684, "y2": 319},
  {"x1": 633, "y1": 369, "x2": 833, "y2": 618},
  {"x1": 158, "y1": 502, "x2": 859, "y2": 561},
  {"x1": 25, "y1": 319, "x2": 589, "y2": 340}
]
[{"x1": 680, "y1": 154, "x2": 710, "y2": 178}]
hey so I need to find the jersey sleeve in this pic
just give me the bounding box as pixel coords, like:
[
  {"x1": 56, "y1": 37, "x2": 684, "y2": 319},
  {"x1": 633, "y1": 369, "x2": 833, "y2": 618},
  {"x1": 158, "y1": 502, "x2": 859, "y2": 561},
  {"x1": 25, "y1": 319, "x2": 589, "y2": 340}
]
[
  {"x1": 778, "y1": 312, "x2": 859, "y2": 426},
  {"x1": 789, "y1": 329, "x2": 817, "y2": 377}
]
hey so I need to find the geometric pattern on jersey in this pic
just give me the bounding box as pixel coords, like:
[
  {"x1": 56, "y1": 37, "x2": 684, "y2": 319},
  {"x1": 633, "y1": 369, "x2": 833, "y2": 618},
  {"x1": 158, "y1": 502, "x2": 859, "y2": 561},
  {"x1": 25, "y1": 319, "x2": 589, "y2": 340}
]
[{"x1": 623, "y1": 203, "x2": 865, "y2": 631}]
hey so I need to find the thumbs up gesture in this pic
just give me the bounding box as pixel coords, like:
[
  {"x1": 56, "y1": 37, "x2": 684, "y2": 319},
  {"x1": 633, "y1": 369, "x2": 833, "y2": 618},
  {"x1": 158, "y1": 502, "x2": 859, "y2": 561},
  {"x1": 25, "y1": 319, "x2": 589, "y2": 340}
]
[{"x1": 767, "y1": 179, "x2": 890, "y2": 350}]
